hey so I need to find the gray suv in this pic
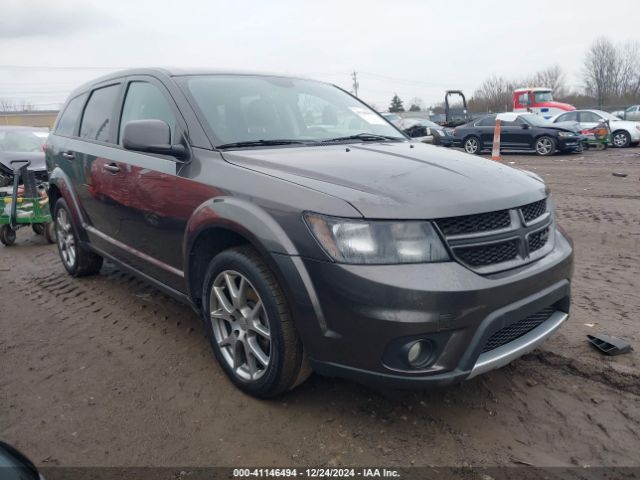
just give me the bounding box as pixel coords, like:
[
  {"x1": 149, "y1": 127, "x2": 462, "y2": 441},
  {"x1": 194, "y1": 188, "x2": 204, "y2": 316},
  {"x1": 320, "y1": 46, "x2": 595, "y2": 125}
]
[{"x1": 45, "y1": 69, "x2": 574, "y2": 397}]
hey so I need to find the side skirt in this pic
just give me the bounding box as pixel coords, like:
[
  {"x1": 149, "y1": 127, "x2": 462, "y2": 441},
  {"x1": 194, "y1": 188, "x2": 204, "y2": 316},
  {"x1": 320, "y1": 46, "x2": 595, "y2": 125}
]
[{"x1": 83, "y1": 241, "x2": 200, "y2": 313}]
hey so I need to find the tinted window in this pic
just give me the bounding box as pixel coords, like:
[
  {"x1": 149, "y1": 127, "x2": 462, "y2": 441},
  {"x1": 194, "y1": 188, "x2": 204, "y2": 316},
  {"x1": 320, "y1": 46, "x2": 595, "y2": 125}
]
[
  {"x1": 55, "y1": 94, "x2": 86, "y2": 136},
  {"x1": 580, "y1": 112, "x2": 602, "y2": 123},
  {"x1": 119, "y1": 82, "x2": 177, "y2": 144},
  {"x1": 80, "y1": 84, "x2": 120, "y2": 143},
  {"x1": 477, "y1": 116, "x2": 496, "y2": 126}
]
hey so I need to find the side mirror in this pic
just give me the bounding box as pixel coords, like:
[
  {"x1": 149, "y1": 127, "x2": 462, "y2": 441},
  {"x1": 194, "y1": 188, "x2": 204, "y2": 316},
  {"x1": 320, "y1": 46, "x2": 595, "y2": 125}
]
[
  {"x1": 122, "y1": 119, "x2": 188, "y2": 160},
  {"x1": 521, "y1": 123, "x2": 530, "y2": 129}
]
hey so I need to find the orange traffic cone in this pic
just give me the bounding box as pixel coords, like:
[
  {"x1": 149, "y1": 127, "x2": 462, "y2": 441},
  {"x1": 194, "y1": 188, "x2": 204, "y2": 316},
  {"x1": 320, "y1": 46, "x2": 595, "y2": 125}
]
[{"x1": 491, "y1": 119, "x2": 501, "y2": 161}]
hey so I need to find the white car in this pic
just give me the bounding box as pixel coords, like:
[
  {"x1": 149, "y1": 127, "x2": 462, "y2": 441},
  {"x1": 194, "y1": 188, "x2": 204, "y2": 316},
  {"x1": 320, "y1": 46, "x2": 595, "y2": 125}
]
[
  {"x1": 612, "y1": 105, "x2": 640, "y2": 121},
  {"x1": 553, "y1": 109, "x2": 640, "y2": 148}
]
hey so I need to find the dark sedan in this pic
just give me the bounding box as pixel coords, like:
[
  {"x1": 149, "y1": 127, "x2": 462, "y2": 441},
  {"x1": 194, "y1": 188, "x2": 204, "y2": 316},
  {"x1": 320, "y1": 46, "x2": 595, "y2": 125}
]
[
  {"x1": 0, "y1": 126, "x2": 49, "y2": 186},
  {"x1": 452, "y1": 113, "x2": 583, "y2": 156}
]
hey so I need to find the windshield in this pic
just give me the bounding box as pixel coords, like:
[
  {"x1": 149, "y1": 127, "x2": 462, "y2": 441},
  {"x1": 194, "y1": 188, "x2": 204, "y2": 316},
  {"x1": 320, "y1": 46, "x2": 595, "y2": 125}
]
[
  {"x1": 182, "y1": 75, "x2": 404, "y2": 146},
  {"x1": 0, "y1": 130, "x2": 48, "y2": 153},
  {"x1": 593, "y1": 110, "x2": 619, "y2": 121},
  {"x1": 534, "y1": 91, "x2": 553, "y2": 103}
]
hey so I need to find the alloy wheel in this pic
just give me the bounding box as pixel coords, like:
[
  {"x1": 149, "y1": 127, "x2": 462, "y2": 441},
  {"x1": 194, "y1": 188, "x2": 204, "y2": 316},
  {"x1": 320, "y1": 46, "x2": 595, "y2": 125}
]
[
  {"x1": 536, "y1": 137, "x2": 553, "y2": 155},
  {"x1": 465, "y1": 138, "x2": 479, "y2": 154},
  {"x1": 612, "y1": 132, "x2": 629, "y2": 147},
  {"x1": 56, "y1": 208, "x2": 76, "y2": 268},
  {"x1": 209, "y1": 270, "x2": 271, "y2": 382}
]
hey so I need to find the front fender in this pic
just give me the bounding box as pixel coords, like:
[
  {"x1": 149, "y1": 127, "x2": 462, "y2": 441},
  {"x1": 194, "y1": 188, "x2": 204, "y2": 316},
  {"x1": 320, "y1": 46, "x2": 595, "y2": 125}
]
[
  {"x1": 183, "y1": 197, "x2": 332, "y2": 354},
  {"x1": 184, "y1": 196, "x2": 299, "y2": 260}
]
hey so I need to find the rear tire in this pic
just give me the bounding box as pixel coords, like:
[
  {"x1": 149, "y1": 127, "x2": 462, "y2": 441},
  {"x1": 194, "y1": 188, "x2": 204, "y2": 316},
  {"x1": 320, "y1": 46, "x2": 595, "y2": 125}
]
[
  {"x1": 535, "y1": 136, "x2": 556, "y2": 156},
  {"x1": 32, "y1": 223, "x2": 44, "y2": 235},
  {"x1": 43, "y1": 221, "x2": 56, "y2": 244},
  {"x1": 201, "y1": 245, "x2": 310, "y2": 397},
  {"x1": 54, "y1": 199, "x2": 103, "y2": 276},
  {"x1": 611, "y1": 130, "x2": 631, "y2": 148},
  {"x1": 0, "y1": 225, "x2": 16, "y2": 246}
]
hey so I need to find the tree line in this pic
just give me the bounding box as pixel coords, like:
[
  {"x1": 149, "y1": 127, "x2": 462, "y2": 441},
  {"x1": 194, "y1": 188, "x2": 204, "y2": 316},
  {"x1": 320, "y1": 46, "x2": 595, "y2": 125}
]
[{"x1": 388, "y1": 36, "x2": 640, "y2": 113}]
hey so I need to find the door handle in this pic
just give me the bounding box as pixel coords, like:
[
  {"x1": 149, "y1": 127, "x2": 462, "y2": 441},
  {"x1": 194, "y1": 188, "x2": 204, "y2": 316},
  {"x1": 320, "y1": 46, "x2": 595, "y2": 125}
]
[
  {"x1": 102, "y1": 163, "x2": 121, "y2": 174},
  {"x1": 62, "y1": 152, "x2": 75, "y2": 160}
]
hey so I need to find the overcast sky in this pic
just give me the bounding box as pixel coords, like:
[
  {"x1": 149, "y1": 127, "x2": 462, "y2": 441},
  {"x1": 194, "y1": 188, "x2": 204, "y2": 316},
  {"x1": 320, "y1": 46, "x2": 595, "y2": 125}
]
[{"x1": 1, "y1": 0, "x2": 639, "y2": 111}]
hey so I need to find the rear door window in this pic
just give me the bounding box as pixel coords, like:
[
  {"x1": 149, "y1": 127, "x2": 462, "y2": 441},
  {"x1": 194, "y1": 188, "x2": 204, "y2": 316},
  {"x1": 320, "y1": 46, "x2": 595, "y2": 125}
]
[
  {"x1": 579, "y1": 112, "x2": 601, "y2": 123},
  {"x1": 55, "y1": 94, "x2": 87, "y2": 137},
  {"x1": 557, "y1": 112, "x2": 578, "y2": 122},
  {"x1": 80, "y1": 84, "x2": 121, "y2": 143},
  {"x1": 477, "y1": 116, "x2": 496, "y2": 127},
  {"x1": 119, "y1": 81, "x2": 177, "y2": 144}
]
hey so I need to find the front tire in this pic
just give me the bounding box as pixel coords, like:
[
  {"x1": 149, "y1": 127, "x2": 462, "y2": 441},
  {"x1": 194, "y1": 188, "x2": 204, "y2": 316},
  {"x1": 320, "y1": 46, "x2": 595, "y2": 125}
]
[
  {"x1": 535, "y1": 136, "x2": 556, "y2": 156},
  {"x1": 54, "y1": 199, "x2": 103, "y2": 276},
  {"x1": 611, "y1": 130, "x2": 631, "y2": 148},
  {"x1": 463, "y1": 136, "x2": 481, "y2": 155},
  {"x1": 202, "y1": 245, "x2": 309, "y2": 397},
  {"x1": 0, "y1": 225, "x2": 16, "y2": 246}
]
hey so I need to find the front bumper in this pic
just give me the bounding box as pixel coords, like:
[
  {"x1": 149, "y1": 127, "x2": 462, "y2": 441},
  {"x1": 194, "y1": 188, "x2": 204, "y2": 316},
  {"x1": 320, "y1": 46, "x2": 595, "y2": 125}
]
[
  {"x1": 272, "y1": 229, "x2": 573, "y2": 388},
  {"x1": 557, "y1": 136, "x2": 584, "y2": 151}
]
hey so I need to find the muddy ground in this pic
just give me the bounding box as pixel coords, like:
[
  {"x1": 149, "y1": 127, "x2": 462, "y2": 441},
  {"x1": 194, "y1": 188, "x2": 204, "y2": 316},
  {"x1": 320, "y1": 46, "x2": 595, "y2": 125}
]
[{"x1": 1, "y1": 148, "x2": 639, "y2": 469}]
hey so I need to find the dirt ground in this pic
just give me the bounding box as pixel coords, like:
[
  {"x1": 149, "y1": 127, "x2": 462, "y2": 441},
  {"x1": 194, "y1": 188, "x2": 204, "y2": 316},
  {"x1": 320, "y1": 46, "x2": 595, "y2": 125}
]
[{"x1": 1, "y1": 148, "x2": 639, "y2": 469}]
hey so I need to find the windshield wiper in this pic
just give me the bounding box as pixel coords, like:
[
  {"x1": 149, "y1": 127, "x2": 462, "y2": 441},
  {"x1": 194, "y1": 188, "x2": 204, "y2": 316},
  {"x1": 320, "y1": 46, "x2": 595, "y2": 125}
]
[
  {"x1": 321, "y1": 133, "x2": 405, "y2": 143},
  {"x1": 216, "y1": 139, "x2": 306, "y2": 149}
]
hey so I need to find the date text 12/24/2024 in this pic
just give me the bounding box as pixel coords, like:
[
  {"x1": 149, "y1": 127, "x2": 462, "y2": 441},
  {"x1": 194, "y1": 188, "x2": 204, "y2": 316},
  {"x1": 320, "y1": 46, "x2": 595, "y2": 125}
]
[{"x1": 233, "y1": 469, "x2": 401, "y2": 478}]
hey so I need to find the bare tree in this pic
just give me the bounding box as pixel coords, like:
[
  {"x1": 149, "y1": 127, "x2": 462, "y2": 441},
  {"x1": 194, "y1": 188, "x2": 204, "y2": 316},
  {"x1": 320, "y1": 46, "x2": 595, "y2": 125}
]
[
  {"x1": 408, "y1": 97, "x2": 424, "y2": 112},
  {"x1": 529, "y1": 65, "x2": 567, "y2": 97},
  {"x1": 0, "y1": 98, "x2": 16, "y2": 112},
  {"x1": 583, "y1": 37, "x2": 622, "y2": 106},
  {"x1": 618, "y1": 40, "x2": 640, "y2": 97},
  {"x1": 469, "y1": 75, "x2": 516, "y2": 112}
]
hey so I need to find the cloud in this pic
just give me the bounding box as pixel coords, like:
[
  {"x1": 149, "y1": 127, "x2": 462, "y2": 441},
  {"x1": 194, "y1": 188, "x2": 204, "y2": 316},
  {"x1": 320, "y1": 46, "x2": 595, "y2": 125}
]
[{"x1": 0, "y1": 0, "x2": 115, "y2": 38}]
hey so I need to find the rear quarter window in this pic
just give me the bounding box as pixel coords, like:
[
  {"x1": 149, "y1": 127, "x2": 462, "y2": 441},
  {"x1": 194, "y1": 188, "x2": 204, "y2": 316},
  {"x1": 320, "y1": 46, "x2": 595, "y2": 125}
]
[
  {"x1": 55, "y1": 94, "x2": 87, "y2": 137},
  {"x1": 80, "y1": 84, "x2": 121, "y2": 143}
]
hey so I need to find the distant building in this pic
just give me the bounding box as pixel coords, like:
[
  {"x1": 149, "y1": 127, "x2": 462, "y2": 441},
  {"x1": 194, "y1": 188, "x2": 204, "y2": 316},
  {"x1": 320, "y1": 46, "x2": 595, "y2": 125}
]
[{"x1": 0, "y1": 110, "x2": 58, "y2": 129}]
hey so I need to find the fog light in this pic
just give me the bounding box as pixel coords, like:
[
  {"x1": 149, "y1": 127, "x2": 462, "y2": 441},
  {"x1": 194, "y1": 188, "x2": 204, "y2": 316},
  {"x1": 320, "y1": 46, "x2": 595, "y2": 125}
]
[{"x1": 406, "y1": 340, "x2": 433, "y2": 368}]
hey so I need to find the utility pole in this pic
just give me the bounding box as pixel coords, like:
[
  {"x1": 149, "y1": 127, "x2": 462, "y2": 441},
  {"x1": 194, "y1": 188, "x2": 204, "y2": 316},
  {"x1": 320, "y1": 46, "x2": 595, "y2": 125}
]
[{"x1": 351, "y1": 71, "x2": 359, "y2": 97}]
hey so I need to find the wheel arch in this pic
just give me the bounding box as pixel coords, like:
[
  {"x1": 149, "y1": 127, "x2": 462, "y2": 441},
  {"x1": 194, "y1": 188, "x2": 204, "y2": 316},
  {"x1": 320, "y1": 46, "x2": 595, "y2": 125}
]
[
  {"x1": 184, "y1": 196, "x2": 300, "y2": 310},
  {"x1": 47, "y1": 166, "x2": 89, "y2": 241}
]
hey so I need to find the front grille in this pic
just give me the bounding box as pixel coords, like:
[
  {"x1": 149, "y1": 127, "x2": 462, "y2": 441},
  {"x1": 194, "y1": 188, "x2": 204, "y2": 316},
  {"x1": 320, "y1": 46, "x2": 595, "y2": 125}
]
[
  {"x1": 455, "y1": 239, "x2": 518, "y2": 267},
  {"x1": 521, "y1": 199, "x2": 546, "y2": 223},
  {"x1": 482, "y1": 306, "x2": 556, "y2": 353},
  {"x1": 435, "y1": 210, "x2": 510, "y2": 236},
  {"x1": 529, "y1": 227, "x2": 550, "y2": 252},
  {"x1": 436, "y1": 197, "x2": 552, "y2": 273}
]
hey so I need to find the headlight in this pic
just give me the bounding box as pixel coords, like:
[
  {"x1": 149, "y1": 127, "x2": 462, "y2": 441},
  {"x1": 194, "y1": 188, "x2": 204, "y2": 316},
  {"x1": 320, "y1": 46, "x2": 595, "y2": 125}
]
[
  {"x1": 557, "y1": 131, "x2": 577, "y2": 137},
  {"x1": 304, "y1": 213, "x2": 450, "y2": 264}
]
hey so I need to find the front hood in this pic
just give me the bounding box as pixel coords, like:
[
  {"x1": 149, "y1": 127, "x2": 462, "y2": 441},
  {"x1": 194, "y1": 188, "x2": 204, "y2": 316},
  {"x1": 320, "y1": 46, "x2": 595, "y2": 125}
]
[
  {"x1": 544, "y1": 121, "x2": 581, "y2": 133},
  {"x1": 0, "y1": 152, "x2": 46, "y2": 172},
  {"x1": 222, "y1": 142, "x2": 547, "y2": 219}
]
